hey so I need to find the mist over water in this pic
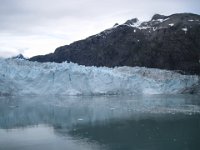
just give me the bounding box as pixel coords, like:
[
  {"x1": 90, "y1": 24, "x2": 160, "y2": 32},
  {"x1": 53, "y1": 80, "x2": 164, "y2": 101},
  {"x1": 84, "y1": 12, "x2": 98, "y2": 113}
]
[{"x1": 0, "y1": 95, "x2": 200, "y2": 150}]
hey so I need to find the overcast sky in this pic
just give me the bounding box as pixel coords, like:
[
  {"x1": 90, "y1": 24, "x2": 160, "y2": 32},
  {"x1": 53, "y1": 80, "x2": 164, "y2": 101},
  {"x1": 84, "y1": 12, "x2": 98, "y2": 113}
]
[{"x1": 0, "y1": 0, "x2": 200, "y2": 58}]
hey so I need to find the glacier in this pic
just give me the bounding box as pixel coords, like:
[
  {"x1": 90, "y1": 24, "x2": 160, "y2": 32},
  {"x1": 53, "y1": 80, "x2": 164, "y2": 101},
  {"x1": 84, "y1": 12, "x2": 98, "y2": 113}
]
[{"x1": 0, "y1": 58, "x2": 199, "y2": 96}]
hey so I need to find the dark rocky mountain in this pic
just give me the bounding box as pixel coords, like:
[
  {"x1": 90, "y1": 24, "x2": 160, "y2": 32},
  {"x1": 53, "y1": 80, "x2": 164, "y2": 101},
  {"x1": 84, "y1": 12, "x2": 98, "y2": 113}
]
[
  {"x1": 30, "y1": 13, "x2": 200, "y2": 75},
  {"x1": 12, "y1": 54, "x2": 26, "y2": 60}
]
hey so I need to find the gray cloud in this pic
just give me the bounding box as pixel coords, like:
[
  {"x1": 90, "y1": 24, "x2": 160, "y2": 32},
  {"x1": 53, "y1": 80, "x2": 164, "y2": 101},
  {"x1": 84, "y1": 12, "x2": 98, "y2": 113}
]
[{"x1": 0, "y1": 0, "x2": 200, "y2": 57}]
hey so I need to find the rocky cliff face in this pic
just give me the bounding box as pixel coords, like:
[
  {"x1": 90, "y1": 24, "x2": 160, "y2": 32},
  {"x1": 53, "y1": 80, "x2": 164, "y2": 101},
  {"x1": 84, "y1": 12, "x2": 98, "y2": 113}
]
[{"x1": 30, "y1": 13, "x2": 200, "y2": 75}]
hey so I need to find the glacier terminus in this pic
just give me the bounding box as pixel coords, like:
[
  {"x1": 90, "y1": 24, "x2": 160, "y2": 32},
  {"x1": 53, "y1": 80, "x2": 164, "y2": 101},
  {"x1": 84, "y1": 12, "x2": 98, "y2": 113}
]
[{"x1": 0, "y1": 58, "x2": 199, "y2": 96}]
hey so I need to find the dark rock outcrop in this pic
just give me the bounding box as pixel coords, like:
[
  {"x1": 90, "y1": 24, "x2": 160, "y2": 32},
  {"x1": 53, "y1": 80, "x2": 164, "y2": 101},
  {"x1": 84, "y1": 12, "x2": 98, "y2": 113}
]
[
  {"x1": 29, "y1": 13, "x2": 200, "y2": 75},
  {"x1": 12, "y1": 54, "x2": 26, "y2": 60}
]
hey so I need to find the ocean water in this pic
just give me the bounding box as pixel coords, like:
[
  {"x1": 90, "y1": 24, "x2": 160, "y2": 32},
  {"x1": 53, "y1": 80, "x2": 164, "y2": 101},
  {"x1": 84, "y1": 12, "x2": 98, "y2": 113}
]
[{"x1": 0, "y1": 94, "x2": 200, "y2": 150}]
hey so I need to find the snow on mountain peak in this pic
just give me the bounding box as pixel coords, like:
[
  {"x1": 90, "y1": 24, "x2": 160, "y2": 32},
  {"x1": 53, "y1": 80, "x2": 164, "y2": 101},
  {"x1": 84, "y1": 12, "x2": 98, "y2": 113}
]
[{"x1": 94, "y1": 13, "x2": 200, "y2": 39}]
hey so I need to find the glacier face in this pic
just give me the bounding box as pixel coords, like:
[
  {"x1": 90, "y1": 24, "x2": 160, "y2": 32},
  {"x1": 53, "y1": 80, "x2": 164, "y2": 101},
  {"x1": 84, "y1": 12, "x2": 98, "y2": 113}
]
[{"x1": 0, "y1": 58, "x2": 199, "y2": 96}]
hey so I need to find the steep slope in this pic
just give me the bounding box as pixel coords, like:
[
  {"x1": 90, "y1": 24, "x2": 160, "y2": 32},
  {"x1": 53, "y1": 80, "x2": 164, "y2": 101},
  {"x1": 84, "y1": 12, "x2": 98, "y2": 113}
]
[
  {"x1": 30, "y1": 13, "x2": 200, "y2": 74},
  {"x1": 0, "y1": 59, "x2": 199, "y2": 96}
]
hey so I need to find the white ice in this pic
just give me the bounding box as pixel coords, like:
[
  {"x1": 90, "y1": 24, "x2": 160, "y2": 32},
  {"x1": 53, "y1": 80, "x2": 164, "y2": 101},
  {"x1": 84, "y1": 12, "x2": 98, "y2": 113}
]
[{"x1": 0, "y1": 58, "x2": 199, "y2": 96}]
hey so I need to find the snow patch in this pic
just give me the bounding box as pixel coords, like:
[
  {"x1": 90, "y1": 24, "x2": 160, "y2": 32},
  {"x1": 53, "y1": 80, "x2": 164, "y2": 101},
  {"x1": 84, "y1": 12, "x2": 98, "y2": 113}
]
[
  {"x1": 182, "y1": 27, "x2": 188, "y2": 33},
  {"x1": 152, "y1": 18, "x2": 169, "y2": 22},
  {"x1": 188, "y1": 19, "x2": 199, "y2": 22},
  {"x1": 129, "y1": 21, "x2": 142, "y2": 28},
  {"x1": 126, "y1": 20, "x2": 151, "y2": 30},
  {"x1": 169, "y1": 23, "x2": 174, "y2": 27},
  {"x1": 138, "y1": 26, "x2": 151, "y2": 30},
  {"x1": 153, "y1": 27, "x2": 157, "y2": 31}
]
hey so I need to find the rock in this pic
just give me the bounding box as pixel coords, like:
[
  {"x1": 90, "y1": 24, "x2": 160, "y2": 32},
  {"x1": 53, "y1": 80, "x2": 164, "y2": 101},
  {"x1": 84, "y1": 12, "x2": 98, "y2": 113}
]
[
  {"x1": 124, "y1": 18, "x2": 139, "y2": 25},
  {"x1": 29, "y1": 13, "x2": 200, "y2": 75},
  {"x1": 151, "y1": 14, "x2": 167, "y2": 20},
  {"x1": 12, "y1": 54, "x2": 26, "y2": 60},
  {"x1": 113, "y1": 23, "x2": 119, "y2": 27}
]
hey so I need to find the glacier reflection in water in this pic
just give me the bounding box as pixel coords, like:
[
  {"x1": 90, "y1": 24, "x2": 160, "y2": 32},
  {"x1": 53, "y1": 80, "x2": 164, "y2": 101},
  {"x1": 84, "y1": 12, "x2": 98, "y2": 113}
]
[{"x1": 0, "y1": 94, "x2": 200, "y2": 150}]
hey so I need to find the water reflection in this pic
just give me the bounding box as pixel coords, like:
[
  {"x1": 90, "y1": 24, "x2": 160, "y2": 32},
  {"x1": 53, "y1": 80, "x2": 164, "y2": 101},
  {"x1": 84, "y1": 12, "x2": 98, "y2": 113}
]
[
  {"x1": 0, "y1": 125, "x2": 105, "y2": 150},
  {"x1": 0, "y1": 95, "x2": 200, "y2": 150}
]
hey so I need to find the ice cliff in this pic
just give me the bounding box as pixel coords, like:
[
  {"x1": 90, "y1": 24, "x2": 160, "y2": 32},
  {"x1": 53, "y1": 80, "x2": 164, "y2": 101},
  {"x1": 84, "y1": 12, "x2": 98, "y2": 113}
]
[{"x1": 0, "y1": 58, "x2": 199, "y2": 96}]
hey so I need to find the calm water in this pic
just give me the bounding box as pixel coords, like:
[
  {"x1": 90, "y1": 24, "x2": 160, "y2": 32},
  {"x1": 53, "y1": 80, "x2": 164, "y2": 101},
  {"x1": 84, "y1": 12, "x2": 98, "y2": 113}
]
[{"x1": 0, "y1": 95, "x2": 200, "y2": 150}]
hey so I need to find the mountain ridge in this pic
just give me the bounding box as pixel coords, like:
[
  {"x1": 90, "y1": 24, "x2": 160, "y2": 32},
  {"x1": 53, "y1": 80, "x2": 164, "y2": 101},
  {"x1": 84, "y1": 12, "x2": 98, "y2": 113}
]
[{"x1": 30, "y1": 13, "x2": 200, "y2": 75}]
